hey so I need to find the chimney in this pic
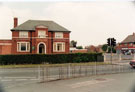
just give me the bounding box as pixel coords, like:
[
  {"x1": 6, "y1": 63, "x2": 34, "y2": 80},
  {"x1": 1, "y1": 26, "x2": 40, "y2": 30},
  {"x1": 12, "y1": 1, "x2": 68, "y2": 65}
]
[{"x1": 14, "y1": 17, "x2": 18, "y2": 28}]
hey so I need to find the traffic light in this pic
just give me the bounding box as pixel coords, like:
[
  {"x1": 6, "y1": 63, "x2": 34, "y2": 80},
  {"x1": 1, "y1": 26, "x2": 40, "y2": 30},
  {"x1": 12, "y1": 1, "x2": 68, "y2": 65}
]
[
  {"x1": 107, "y1": 38, "x2": 111, "y2": 46},
  {"x1": 111, "y1": 38, "x2": 116, "y2": 47},
  {"x1": 107, "y1": 38, "x2": 116, "y2": 47}
]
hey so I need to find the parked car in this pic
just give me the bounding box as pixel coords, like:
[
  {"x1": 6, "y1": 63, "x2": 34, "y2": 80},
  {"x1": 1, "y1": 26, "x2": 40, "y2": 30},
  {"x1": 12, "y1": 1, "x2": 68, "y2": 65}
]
[{"x1": 130, "y1": 60, "x2": 135, "y2": 68}]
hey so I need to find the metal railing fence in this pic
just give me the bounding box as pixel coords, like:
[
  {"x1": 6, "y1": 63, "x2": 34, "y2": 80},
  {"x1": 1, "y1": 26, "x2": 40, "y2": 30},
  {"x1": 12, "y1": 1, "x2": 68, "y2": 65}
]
[{"x1": 39, "y1": 63, "x2": 135, "y2": 82}]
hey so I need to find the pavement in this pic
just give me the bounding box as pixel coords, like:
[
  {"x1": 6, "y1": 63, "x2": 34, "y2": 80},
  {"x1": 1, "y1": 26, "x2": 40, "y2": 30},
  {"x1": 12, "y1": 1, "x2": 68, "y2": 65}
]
[{"x1": 4, "y1": 72, "x2": 135, "y2": 92}]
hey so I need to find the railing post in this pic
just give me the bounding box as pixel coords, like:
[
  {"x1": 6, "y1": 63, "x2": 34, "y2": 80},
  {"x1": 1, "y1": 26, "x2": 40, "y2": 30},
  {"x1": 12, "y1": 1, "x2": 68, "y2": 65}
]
[
  {"x1": 38, "y1": 65, "x2": 41, "y2": 81},
  {"x1": 95, "y1": 61, "x2": 97, "y2": 75},
  {"x1": 119, "y1": 53, "x2": 121, "y2": 61},
  {"x1": 104, "y1": 53, "x2": 106, "y2": 62},
  {"x1": 68, "y1": 63, "x2": 71, "y2": 78}
]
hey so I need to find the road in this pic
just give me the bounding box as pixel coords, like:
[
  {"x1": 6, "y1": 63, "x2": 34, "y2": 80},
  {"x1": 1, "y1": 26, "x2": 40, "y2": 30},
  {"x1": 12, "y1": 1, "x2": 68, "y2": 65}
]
[
  {"x1": 0, "y1": 60, "x2": 134, "y2": 92},
  {"x1": 4, "y1": 72, "x2": 135, "y2": 92}
]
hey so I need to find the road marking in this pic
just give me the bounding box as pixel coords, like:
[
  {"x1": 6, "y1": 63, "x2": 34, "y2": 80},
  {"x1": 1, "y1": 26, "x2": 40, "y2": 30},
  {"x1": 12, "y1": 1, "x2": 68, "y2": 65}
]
[
  {"x1": 0, "y1": 78, "x2": 39, "y2": 82},
  {"x1": 1, "y1": 79, "x2": 12, "y2": 82},
  {"x1": 4, "y1": 77, "x2": 37, "y2": 79},
  {"x1": 16, "y1": 79, "x2": 28, "y2": 81},
  {"x1": 68, "y1": 78, "x2": 114, "y2": 88},
  {"x1": 30, "y1": 79, "x2": 39, "y2": 81}
]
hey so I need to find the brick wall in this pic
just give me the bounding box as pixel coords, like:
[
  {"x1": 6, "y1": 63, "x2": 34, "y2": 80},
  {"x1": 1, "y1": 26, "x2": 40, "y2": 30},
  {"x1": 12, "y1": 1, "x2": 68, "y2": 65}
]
[{"x1": 0, "y1": 40, "x2": 12, "y2": 55}]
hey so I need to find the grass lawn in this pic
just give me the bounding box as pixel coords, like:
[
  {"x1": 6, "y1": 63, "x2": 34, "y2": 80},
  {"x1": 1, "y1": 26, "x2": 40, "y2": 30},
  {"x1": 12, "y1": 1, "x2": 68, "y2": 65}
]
[{"x1": 0, "y1": 62, "x2": 111, "y2": 68}]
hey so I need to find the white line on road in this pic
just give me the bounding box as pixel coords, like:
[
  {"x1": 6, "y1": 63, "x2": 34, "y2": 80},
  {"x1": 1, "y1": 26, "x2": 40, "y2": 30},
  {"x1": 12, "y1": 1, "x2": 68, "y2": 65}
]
[
  {"x1": 30, "y1": 79, "x2": 39, "y2": 81},
  {"x1": 0, "y1": 78, "x2": 39, "y2": 82},
  {"x1": 16, "y1": 79, "x2": 28, "y2": 81},
  {"x1": 1, "y1": 79, "x2": 12, "y2": 82},
  {"x1": 4, "y1": 77, "x2": 37, "y2": 79}
]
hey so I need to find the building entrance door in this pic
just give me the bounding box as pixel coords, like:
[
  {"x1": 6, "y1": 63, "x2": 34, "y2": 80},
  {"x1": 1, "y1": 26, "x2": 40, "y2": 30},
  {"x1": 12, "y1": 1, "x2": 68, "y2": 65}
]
[{"x1": 39, "y1": 44, "x2": 45, "y2": 54}]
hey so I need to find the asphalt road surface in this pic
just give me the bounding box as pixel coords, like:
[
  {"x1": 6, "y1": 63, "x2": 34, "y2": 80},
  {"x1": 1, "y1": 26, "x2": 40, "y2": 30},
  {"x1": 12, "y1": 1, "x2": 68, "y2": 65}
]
[
  {"x1": 0, "y1": 60, "x2": 134, "y2": 92},
  {"x1": 4, "y1": 72, "x2": 135, "y2": 92}
]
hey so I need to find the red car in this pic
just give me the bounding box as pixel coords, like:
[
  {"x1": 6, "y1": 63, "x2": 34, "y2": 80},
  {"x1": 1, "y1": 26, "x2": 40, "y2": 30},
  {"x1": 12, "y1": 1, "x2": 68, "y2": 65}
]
[{"x1": 130, "y1": 60, "x2": 135, "y2": 68}]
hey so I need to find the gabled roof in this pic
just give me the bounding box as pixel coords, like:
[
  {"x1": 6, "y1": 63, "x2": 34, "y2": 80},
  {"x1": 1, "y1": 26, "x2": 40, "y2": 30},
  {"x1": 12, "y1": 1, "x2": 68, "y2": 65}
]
[
  {"x1": 11, "y1": 20, "x2": 70, "y2": 32},
  {"x1": 121, "y1": 33, "x2": 135, "y2": 43}
]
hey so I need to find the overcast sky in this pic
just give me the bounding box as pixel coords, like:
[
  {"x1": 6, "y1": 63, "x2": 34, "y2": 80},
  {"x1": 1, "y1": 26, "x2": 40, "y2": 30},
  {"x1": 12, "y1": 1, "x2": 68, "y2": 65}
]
[{"x1": 0, "y1": 1, "x2": 135, "y2": 47}]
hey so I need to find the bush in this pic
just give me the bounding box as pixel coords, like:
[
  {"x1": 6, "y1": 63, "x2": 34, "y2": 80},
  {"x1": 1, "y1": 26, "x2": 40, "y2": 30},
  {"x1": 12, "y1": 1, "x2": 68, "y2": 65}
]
[{"x1": 0, "y1": 53, "x2": 103, "y2": 65}]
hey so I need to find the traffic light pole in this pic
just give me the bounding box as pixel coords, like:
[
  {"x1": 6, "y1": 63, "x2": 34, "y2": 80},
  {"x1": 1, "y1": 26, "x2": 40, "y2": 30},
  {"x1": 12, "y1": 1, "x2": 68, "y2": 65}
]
[
  {"x1": 111, "y1": 46, "x2": 113, "y2": 64},
  {"x1": 107, "y1": 37, "x2": 116, "y2": 64}
]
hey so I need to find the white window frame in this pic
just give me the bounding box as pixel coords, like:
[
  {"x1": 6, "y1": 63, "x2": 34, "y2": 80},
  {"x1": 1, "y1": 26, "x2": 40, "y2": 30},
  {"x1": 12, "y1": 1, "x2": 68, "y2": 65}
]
[
  {"x1": 19, "y1": 31, "x2": 28, "y2": 38},
  {"x1": 55, "y1": 32, "x2": 63, "y2": 38},
  {"x1": 17, "y1": 42, "x2": 30, "y2": 52},
  {"x1": 53, "y1": 42, "x2": 65, "y2": 52},
  {"x1": 38, "y1": 30, "x2": 46, "y2": 38}
]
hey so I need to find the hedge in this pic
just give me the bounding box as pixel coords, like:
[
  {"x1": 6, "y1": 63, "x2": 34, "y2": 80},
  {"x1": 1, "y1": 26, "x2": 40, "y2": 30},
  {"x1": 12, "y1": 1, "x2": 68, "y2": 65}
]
[{"x1": 0, "y1": 53, "x2": 103, "y2": 65}]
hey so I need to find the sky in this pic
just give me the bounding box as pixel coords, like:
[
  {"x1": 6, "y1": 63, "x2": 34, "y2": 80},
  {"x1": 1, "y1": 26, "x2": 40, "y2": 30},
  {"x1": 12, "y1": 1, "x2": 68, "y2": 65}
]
[{"x1": 0, "y1": 1, "x2": 135, "y2": 47}]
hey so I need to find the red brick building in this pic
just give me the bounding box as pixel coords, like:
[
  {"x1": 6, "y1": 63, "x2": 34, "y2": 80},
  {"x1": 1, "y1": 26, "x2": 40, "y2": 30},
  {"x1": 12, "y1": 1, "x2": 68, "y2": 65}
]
[
  {"x1": 0, "y1": 18, "x2": 71, "y2": 55},
  {"x1": 116, "y1": 33, "x2": 135, "y2": 55},
  {"x1": 85, "y1": 45, "x2": 103, "y2": 53}
]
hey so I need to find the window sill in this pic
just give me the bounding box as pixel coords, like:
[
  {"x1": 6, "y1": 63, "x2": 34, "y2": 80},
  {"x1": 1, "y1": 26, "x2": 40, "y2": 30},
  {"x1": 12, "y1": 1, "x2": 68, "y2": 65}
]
[
  {"x1": 38, "y1": 37, "x2": 47, "y2": 38},
  {"x1": 17, "y1": 51, "x2": 30, "y2": 52},
  {"x1": 19, "y1": 37, "x2": 29, "y2": 38},
  {"x1": 55, "y1": 37, "x2": 63, "y2": 39},
  {"x1": 53, "y1": 51, "x2": 65, "y2": 52}
]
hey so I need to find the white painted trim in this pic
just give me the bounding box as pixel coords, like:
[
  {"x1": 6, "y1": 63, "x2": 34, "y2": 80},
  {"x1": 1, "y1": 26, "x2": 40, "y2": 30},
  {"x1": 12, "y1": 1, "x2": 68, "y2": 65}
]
[
  {"x1": 12, "y1": 37, "x2": 69, "y2": 39},
  {"x1": 0, "y1": 39, "x2": 11, "y2": 40},
  {"x1": 37, "y1": 42, "x2": 46, "y2": 54},
  {"x1": 0, "y1": 43, "x2": 12, "y2": 45}
]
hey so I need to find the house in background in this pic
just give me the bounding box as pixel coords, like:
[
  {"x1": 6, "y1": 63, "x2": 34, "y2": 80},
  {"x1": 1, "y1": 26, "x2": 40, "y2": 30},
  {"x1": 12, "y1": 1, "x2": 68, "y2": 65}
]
[
  {"x1": 0, "y1": 18, "x2": 71, "y2": 55},
  {"x1": 116, "y1": 33, "x2": 135, "y2": 55},
  {"x1": 85, "y1": 45, "x2": 103, "y2": 53}
]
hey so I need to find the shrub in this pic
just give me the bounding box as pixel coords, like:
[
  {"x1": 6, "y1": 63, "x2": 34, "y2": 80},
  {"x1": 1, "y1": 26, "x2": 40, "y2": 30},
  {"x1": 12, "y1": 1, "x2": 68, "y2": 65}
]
[{"x1": 0, "y1": 53, "x2": 103, "y2": 65}]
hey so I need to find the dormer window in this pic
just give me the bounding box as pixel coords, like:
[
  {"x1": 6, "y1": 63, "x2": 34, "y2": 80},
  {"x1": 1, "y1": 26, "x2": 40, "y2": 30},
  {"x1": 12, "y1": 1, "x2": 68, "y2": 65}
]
[
  {"x1": 19, "y1": 31, "x2": 28, "y2": 38},
  {"x1": 38, "y1": 30, "x2": 46, "y2": 38},
  {"x1": 55, "y1": 32, "x2": 63, "y2": 38}
]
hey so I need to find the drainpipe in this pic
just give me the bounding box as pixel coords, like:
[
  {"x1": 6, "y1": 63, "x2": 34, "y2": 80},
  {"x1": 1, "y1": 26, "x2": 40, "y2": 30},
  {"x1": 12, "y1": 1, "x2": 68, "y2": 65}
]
[
  {"x1": 51, "y1": 32, "x2": 53, "y2": 54},
  {"x1": 30, "y1": 31, "x2": 32, "y2": 53}
]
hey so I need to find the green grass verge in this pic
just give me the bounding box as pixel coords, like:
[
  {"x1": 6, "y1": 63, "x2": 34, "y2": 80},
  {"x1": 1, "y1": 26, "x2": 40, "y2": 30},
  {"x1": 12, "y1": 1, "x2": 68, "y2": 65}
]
[{"x1": 0, "y1": 62, "x2": 111, "y2": 68}]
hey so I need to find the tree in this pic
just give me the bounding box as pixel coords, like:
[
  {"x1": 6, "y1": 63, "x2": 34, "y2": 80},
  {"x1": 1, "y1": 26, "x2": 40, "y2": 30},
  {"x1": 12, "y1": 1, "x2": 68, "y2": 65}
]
[
  {"x1": 108, "y1": 47, "x2": 116, "y2": 53},
  {"x1": 102, "y1": 44, "x2": 108, "y2": 52},
  {"x1": 70, "y1": 40, "x2": 77, "y2": 47},
  {"x1": 76, "y1": 46, "x2": 83, "y2": 49}
]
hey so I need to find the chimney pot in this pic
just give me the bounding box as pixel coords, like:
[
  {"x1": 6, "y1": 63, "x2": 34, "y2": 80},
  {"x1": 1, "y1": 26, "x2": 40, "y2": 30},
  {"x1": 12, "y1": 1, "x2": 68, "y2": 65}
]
[{"x1": 14, "y1": 17, "x2": 18, "y2": 28}]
